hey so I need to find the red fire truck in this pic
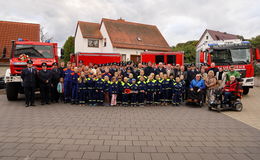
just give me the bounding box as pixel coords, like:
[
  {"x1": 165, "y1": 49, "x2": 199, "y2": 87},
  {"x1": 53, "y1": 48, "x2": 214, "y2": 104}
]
[
  {"x1": 197, "y1": 41, "x2": 260, "y2": 95},
  {"x1": 141, "y1": 52, "x2": 184, "y2": 65},
  {"x1": 74, "y1": 52, "x2": 121, "y2": 66},
  {"x1": 4, "y1": 39, "x2": 58, "y2": 100},
  {"x1": 72, "y1": 52, "x2": 184, "y2": 66}
]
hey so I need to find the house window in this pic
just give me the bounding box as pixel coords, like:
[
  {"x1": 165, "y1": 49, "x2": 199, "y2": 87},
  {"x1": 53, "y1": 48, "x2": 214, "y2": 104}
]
[
  {"x1": 206, "y1": 36, "x2": 209, "y2": 40},
  {"x1": 88, "y1": 39, "x2": 99, "y2": 48},
  {"x1": 122, "y1": 54, "x2": 126, "y2": 61},
  {"x1": 103, "y1": 38, "x2": 107, "y2": 47}
]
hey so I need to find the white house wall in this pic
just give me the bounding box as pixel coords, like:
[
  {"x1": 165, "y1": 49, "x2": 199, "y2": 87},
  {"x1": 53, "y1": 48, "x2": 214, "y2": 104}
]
[
  {"x1": 75, "y1": 25, "x2": 102, "y2": 53},
  {"x1": 75, "y1": 22, "x2": 166, "y2": 60},
  {"x1": 196, "y1": 32, "x2": 214, "y2": 52},
  {"x1": 196, "y1": 31, "x2": 241, "y2": 52},
  {"x1": 114, "y1": 48, "x2": 145, "y2": 61},
  {"x1": 100, "y1": 22, "x2": 113, "y2": 53}
]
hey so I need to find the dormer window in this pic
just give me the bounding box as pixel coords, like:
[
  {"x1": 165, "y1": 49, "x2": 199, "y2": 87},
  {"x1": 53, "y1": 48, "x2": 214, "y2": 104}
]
[
  {"x1": 88, "y1": 39, "x2": 99, "y2": 48},
  {"x1": 137, "y1": 37, "x2": 142, "y2": 41}
]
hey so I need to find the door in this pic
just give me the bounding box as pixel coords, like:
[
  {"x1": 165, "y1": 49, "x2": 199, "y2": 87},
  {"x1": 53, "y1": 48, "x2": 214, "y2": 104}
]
[{"x1": 131, "y1": 55, "x2": 141, "y2": 63}]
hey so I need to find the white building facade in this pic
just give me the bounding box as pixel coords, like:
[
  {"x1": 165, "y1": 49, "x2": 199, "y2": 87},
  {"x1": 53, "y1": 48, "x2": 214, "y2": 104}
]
[{"x1": 74, "y1": 18, "x2": 171, "y2": 62}]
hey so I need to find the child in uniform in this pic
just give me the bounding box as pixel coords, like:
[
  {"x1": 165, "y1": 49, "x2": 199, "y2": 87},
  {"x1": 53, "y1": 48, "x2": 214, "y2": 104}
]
[
  {"x1": 154, "y1": 75, "x2": 162, "y2": 105},
  {"x1": 57, "y1": 77, "x2": 64, "y2": 102},
  {"x1": 137, "y1": 76, "x2": 147, "y2": 106},
  {"x1": 161, "y1": 74, "x2": 171, "y2": 105},
  {"x1": 86, "y1": 73, "x2": 96, "y2": 106},
  {"x1": 130, "y1": 79, "x2": 138, "y2": 106},
  {"x1": 95, "y1": 74, "x2": 105, "y2": 106},
  {"x1": 122, "y1": 77, "x2": 130, "y2": 106},
  {"x1": 117, "y1": 77, "x2": 124, "y2": 106},
  {"x1": 78, "y1": 72, "x2": 87, "y2": 106},
  {"x1": 109, "y1": 77, "x2": 119, "y2": 106},
  {"x1": 172, "y1": 76, "x2": 183, "y2": 106},
  {"x1": 146, "y1": 76, "x2": 155, "y2": 105}
]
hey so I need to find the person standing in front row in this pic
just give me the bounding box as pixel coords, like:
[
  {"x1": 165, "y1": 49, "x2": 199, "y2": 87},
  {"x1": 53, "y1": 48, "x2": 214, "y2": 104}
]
[
  {"x1": 51, "y1": 62, "x2": 61, "y2": 103},
  {"x1": 63, "y1": 62, "x2": 73, "y2": 103},
  {"x1": 109, "y1": 77, "x2": 118, "y2": 106},
  {"x1": 38, "y1": 62, "x2": 52, "y2": 105},
  {"x1": 78, "y1": 72, "x2": 87, "y2": 106},
  {"x1": 57, "y1": 77, "x2": 64, "y2": 102},
  {"x1": 21, "y1": 60, "x2": 37, "y2": 107}
]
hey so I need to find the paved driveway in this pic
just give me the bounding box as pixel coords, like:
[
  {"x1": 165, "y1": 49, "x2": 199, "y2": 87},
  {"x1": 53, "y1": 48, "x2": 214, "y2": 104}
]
[
  {"x1": 224, "y1": 87, "x2": 260, "y2": 130},
  {"x1": 0, "y1": 90, "x2": 259, "y2": 160}
]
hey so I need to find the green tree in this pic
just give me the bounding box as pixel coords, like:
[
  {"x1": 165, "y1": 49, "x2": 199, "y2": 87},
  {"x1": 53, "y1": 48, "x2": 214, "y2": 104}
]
[
  {"x1": 172, "y1": 40, "x2": 198, "y2": 63},
  {"x1": 62, "y1": 36, "x2": 75, "y2": 62},
  {"x1": 250, "y1": 35, "x2": 260, "y2": 48}
]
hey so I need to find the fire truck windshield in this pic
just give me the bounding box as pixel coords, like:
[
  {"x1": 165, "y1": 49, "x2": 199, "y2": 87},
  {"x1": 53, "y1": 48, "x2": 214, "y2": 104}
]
[
  {"x1": 14, "y1": 45, "x2": 53, "y2": 58},
  {"x1": 211, "y1": 48, "x2": 250, "y2": 65}
]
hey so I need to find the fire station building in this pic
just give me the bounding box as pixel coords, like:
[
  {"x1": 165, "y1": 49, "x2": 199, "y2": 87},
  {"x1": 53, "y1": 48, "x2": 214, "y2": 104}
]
[{"x1": 74, "y1": 18, "x2": 171, "y2": 62}]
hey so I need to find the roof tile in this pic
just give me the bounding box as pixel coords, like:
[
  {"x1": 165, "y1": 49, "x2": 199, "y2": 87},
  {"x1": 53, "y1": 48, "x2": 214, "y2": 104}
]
[
  {"x1": 102, "y1": 18, "x2": 171, "y2": 51},
  {"x1": 0, "y1": 21, "x2": 40, "y2": 59}
]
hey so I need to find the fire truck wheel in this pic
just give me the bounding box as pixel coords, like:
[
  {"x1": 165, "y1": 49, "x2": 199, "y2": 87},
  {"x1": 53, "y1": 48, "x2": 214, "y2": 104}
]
[
  {"x1": 242, "y1": 87, "x2": 249, "y2": 95},
  {"x1": 6, "y1": 83, "x2": 18, "y2": 101}
]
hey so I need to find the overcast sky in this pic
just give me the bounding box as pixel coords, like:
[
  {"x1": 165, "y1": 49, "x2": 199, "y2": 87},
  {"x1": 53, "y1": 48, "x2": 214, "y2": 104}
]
[{"x1": 1, "y1": 0, "x2": 259, "y2": 47}]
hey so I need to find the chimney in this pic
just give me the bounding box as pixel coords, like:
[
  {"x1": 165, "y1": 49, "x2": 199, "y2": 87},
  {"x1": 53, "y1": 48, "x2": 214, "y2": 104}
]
[{"x1": 118, "y1": 18, "x2": 125, "y2": 22}]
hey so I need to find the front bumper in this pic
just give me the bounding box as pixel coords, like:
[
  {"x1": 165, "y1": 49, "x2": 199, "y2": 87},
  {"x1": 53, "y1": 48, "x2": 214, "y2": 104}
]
[
  {"x1": 241, "y1": 77, "x2": 254, "y2": 87},
  {"x1": 4, "y1": 69, "x2": 23, "y2": 83}
]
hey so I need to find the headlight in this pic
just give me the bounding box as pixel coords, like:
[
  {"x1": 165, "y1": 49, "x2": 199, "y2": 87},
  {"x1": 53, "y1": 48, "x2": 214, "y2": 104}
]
[{"x1": 246, "y1": 79, "x2": 253, "y2": 82}]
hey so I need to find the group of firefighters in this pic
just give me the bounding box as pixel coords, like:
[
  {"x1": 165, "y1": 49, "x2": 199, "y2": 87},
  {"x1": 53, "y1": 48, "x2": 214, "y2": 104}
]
[{"x1": 21, "y1": 59, "x2": 241, "y2": 107}]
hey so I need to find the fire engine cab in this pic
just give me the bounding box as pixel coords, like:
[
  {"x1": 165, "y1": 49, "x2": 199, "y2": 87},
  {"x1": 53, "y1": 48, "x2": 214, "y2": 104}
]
[
  {"x1": 4, "y1": 39, "x2": 58, "y2": 100},
  {"x1": 197, "y1": 40, "x2": 259, "y2": 95}
]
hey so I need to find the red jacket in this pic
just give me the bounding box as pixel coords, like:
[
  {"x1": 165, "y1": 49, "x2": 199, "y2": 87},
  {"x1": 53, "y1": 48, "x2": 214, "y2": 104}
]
[{"x1": 224, "y1": 80, "x2": 238, "y2": 92}]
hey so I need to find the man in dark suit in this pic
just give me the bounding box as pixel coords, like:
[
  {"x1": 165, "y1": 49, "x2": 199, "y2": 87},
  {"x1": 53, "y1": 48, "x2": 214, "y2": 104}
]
[
  {"x1": 21, "y1": 60, "x2": 37, "y2": 107},
  {"x1": 38, "y1": 62, "x2": 52, "y2": 105},
  {"x1": 155, "y1": 62, "x2": 166, "y2": 75},
  {"x1": 144, "y1": 61, "x2": 154, "y2": 76},
  {"x1": 51, "y1": 62, "x2": 61, "y2": 103}
]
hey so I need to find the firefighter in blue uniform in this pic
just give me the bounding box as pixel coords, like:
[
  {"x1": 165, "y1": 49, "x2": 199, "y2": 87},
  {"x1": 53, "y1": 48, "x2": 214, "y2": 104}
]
[
  {"x1": 130, "y1": 79, "x2": 138, "y2": 106},
  {"x1": 122, "y1": 77, "x2": 130, "y2": 106},
  {"x1": 137, "y1": 70, "x2": 147, "y2": 82},
  {"x1": 71, "y1": 67, "x2": 80, "y2": 104},
  {"x1": 117, "y1": 77, "x2": 124, "y2": 106},
  {"x1": 137, "y1": 76, "x2": 147, "y2": 106},
  {"x1": 146, "y1": 76, "x2": 155, "y2": 105},
  {"x1": 180, "y1": 75, "x2": 186, "y2": 102},
  {"x1": 86, "y1": 73, "x2": 96, "y2": 106},
  {"x1": 95, "y1": 73, "x2": 105, "y2": 106},
  {"x1": 168, "y1": 74, "x2": 175, "y2": 104},
  {"x1": 161, "y1": 74, "x2": 171, "y2": 105},
  {"x1": 109, "y1": 77, "x2": 119, "y2": 106},
  {"x1": 63, "y1": 62, "x2": 73, "y2": 103},
  {"x1": 172, "y1": 76, "x2": 183, "y2": 106},
  {"x1": 38, "y1": 62, "x2": 52, "y2": 105},
  {"x1": 78, "y1": 72, "x2": 87, "y2": 105},
  {"x1": 21, "y1": 60, "x2": 37, "y2": 107},
  {"x1": 103, "y1": 75, "x2": 111, "y2": 106},
  {"x1": 154, "y1": 75, "x2": 162, "y2": 105}
]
